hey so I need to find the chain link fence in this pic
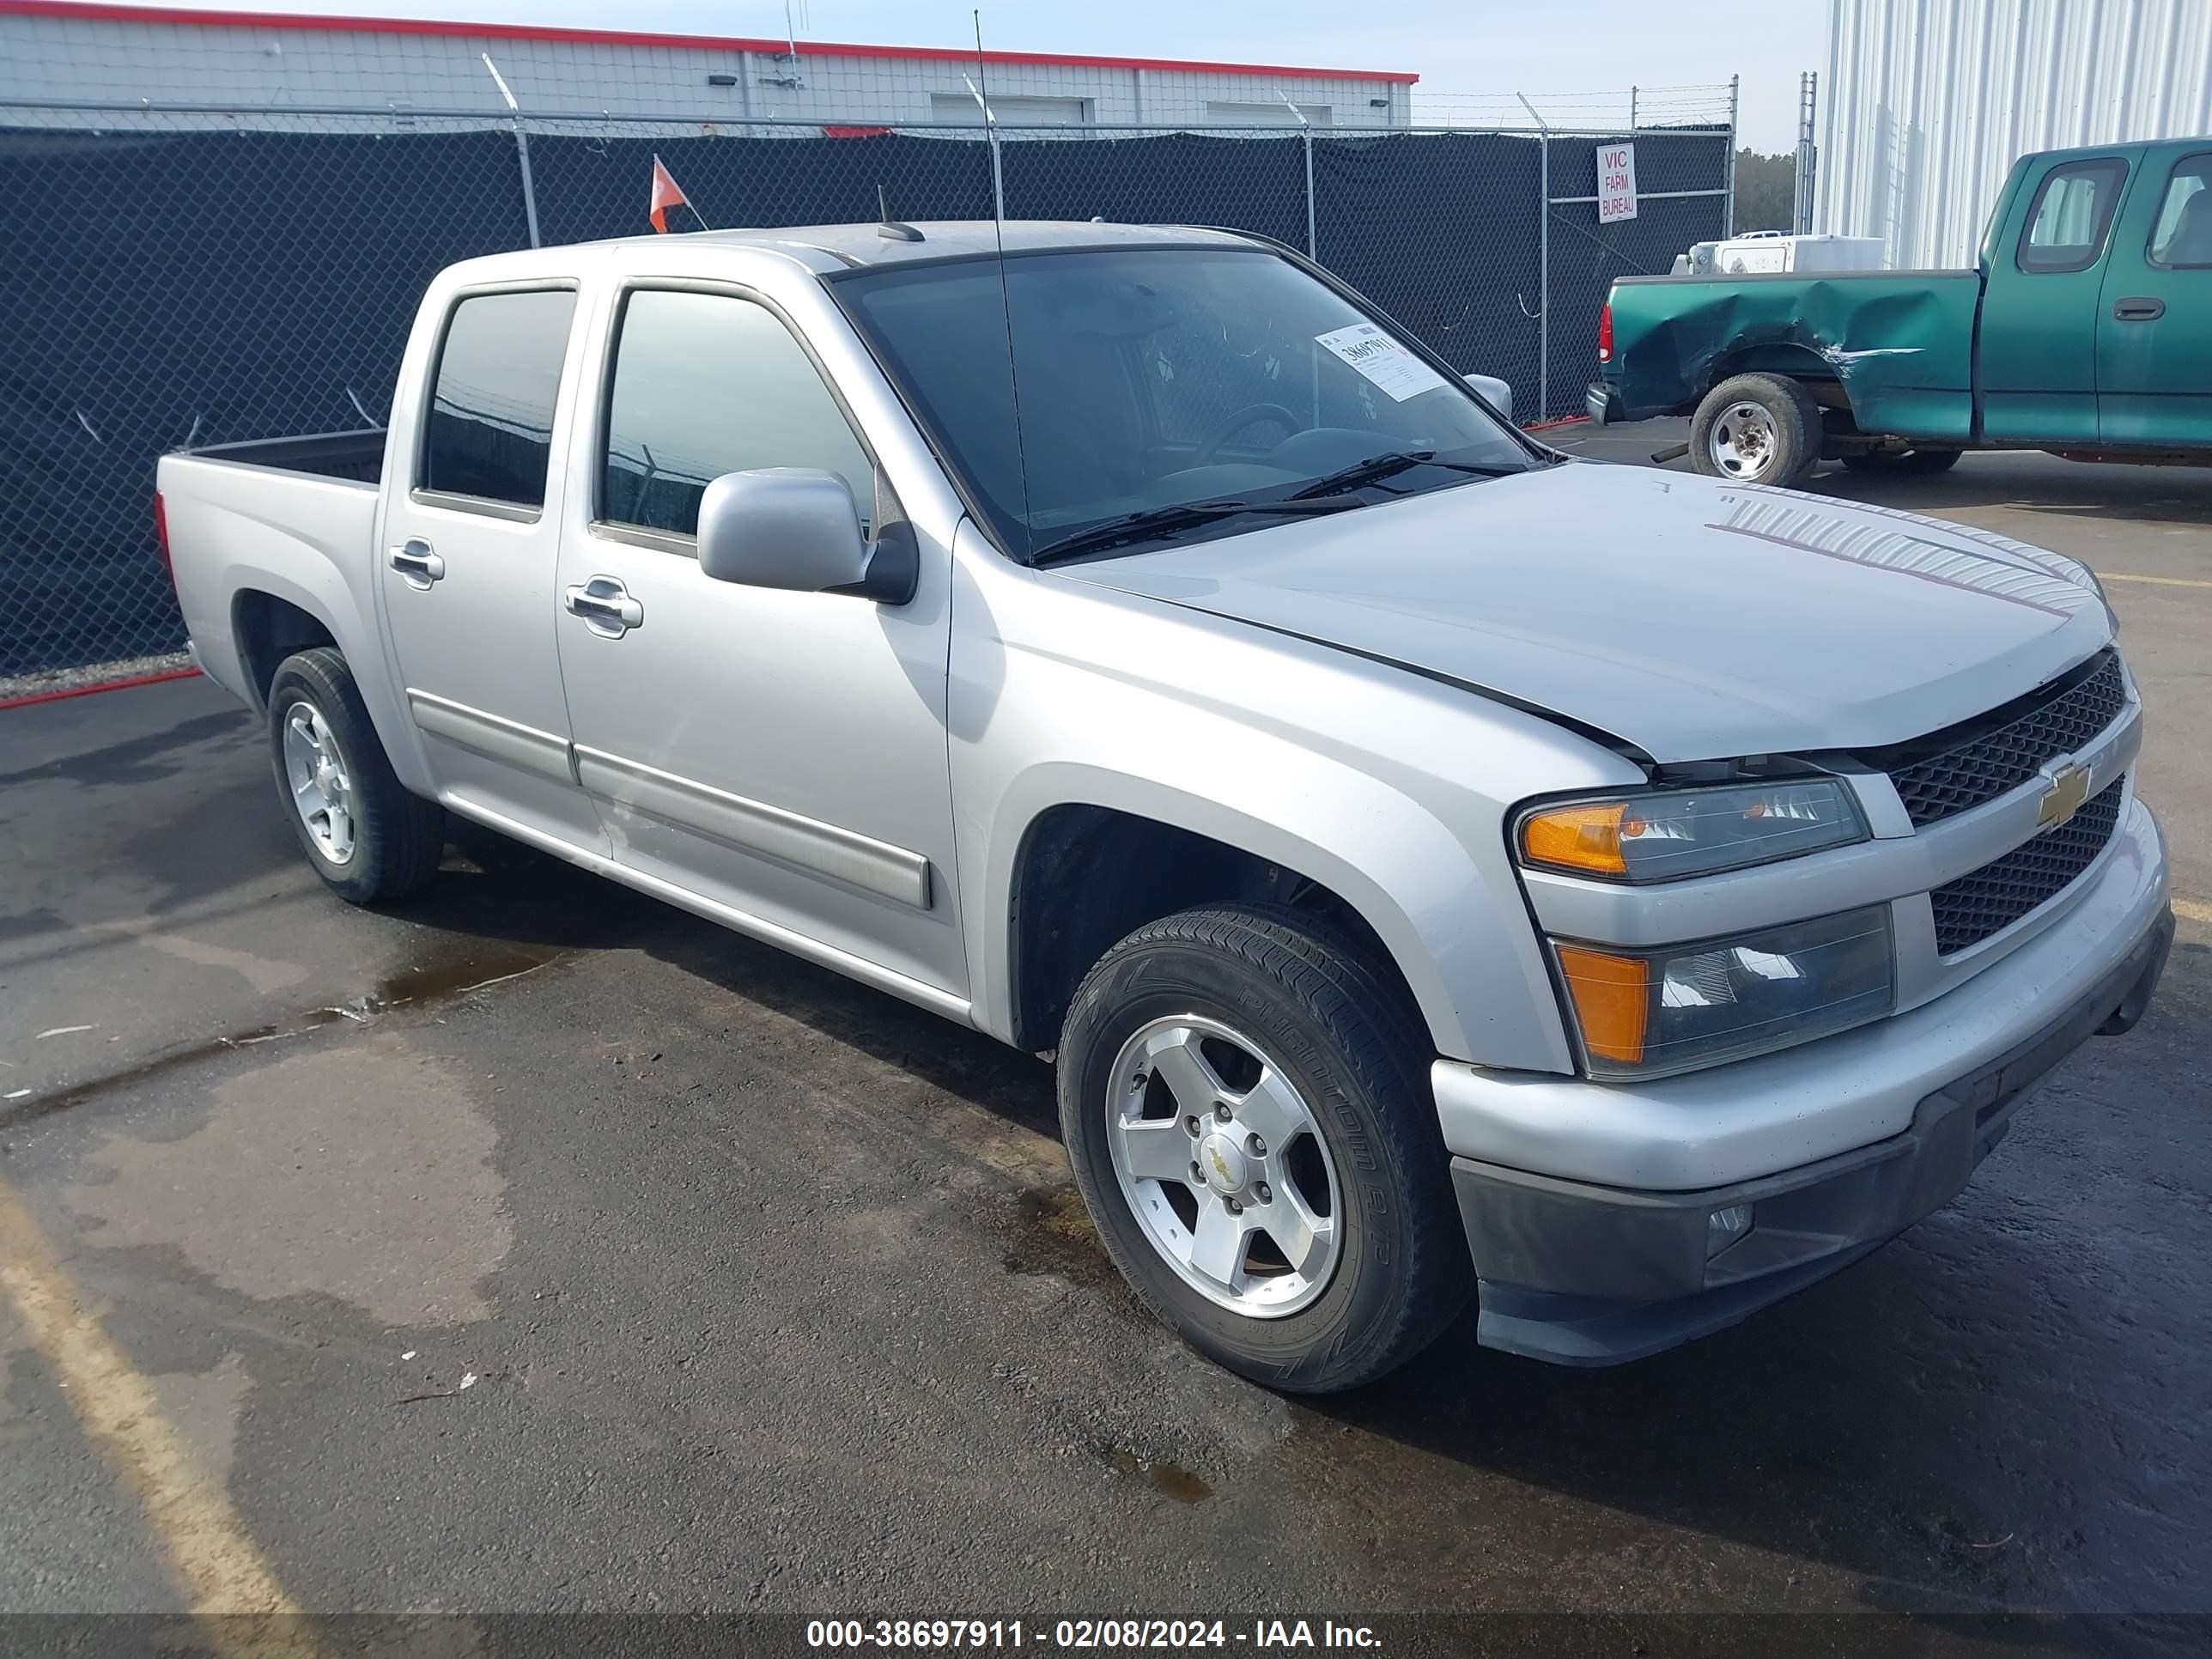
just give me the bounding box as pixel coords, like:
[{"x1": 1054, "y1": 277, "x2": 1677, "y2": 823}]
[{"x1": 0, "y1": 104, "x2": 1729, "y2": 684}]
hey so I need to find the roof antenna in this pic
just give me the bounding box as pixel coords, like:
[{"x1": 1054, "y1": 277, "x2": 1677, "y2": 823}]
[
  {"x1": 974, "y1": 7, "x2": 1033, "y2": 562},
  {"x1": 877, "y1": 183, "x2": 923, "y2": 242}
]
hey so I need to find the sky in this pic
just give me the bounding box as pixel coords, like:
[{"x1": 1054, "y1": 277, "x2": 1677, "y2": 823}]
[{"x1": 112, "y1": 1, "x2": 1832, "y2": 149}]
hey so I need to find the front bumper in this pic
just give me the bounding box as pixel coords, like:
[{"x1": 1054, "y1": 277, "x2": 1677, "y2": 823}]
[{"x1": 1456, "y1": 906, "x2": 2172, "y2": 1364}]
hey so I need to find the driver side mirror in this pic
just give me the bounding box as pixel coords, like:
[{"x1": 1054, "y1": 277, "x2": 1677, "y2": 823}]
[{"x1": 696, "y1": 468, "x2": 916, "y2": 605}]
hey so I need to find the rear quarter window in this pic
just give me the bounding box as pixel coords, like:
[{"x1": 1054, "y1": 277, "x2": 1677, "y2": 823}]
[{"x1": 419, "y1": 288, "x2": 577, "y2": 510}]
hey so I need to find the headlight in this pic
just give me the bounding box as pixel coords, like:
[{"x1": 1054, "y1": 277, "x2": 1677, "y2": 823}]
[
  {"x1": 1552, "y1": 906, "x2": 1894, "y2": 1079},
  {"x1": 1516, "y1": 778, "x2": 1868, "y2": 883}
]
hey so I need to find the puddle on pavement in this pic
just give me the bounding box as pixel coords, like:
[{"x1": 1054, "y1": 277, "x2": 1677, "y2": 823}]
[
  {"x1": 368, "y1": 941, "x2": 562, "y2": 1010},
  {"x1": 0, "y1": 941, "x2": 564, "y2": 1129},
  {"x1": 1110, "y1": 1447, "x2": 1212, "y2": 1505},
  {"x1": 67, "y1": 1033, "x2": 512, "y2": 1326},
  {"x1": 1003, "y1": 1182, "x2": 1118, "y2": 1291}
]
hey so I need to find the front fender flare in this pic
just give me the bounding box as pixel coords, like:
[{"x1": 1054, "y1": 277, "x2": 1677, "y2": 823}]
[{"x1": 969, "y1": 759, "x2": 1576, "y2": 1075}]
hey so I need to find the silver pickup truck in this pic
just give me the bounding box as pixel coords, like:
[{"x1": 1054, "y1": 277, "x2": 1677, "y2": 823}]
[{"x1": 157, "y1": 221, "x2": 2172, "y2": 1392}]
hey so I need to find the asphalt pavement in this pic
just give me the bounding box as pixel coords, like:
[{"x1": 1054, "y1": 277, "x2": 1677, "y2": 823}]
[{"x1": 1, "y1": 438, "x2": 2207, "y2": 1656}]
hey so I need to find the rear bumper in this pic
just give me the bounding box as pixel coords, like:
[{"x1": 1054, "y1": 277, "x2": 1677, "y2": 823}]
[
  {"x1": 1584, "y1": 380, "x2": 1624, "y2": 426},
  {"x1": 1455, "y1": 904, "x2": 2173, "y2": 1364}
]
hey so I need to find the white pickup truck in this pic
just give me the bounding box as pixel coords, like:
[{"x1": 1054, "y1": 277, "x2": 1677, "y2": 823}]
[{"x1": 158, "y1": 221, "x2": 2172, "y2": 1391}]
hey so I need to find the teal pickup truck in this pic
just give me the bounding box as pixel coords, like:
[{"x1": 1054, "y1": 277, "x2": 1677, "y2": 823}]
[{"x1": 1588, "y1": 137, "x2": 2212, "y2": 483}]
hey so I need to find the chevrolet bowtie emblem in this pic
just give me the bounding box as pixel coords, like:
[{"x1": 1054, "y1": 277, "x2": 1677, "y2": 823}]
[{"x1": 2038, "y1": 762, "x2": 2091, "y2": 828}]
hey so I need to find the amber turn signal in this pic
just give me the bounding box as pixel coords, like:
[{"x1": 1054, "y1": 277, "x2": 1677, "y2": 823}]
[
  {"x1": 1520, "y1": 802, "x2": 1631, "y2": 876},
  {"x1": 1552, "y1": 944, "x2": 1650, "y2": 1066}
]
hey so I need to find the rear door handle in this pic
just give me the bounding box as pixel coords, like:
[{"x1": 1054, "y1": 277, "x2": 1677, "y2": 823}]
[
  {"x1": 388, "y1": 538, "x2": 445, "y2": 587},
  {"x1": 2112, "y1": 296, "x2": 2166, "y2": 322},
  {"x1": 564, "y1": 576, "x2": 644, "y2": 638}
]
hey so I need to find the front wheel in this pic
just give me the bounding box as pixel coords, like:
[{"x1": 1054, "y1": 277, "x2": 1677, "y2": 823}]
[
  {"x1": 1689, "y1": 372, "x2": 1820, "y2": 485},
  {"x1": 1057, "y1": 906, "x2": 1471, "y2": 1394},
  {"x1": 267, "y1": 647, "x2": 446, "y2": 904}
]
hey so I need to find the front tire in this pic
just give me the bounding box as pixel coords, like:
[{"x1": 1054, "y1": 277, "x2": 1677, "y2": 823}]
[
  {"x1": 1057, "y1": 906, "x2": 1471, "y2": 1394},
  {"x1": 267, "y1": 647, "x2": 445, "y2": 904},
  {"x1": 1690, "y1": 372, "x2": 1820, "y2": 485}
]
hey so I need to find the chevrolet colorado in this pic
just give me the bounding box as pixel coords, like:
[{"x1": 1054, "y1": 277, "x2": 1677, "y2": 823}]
[{"x1": 157, "y1": 222, "x2": 2172, "y2": 1390}]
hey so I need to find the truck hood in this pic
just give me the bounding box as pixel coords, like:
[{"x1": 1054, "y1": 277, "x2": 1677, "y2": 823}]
[{"x1": 1058, "y1": 463, "x2": 2113, "y2": 764}]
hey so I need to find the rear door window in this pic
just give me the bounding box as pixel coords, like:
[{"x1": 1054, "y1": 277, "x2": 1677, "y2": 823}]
[
  {"x1": 2148, "y1": 152, "x2": 2212, "y2": 268},
  {"x1": 2015, "y1": 159, "x2": 2130, "y2": 274},
  {"x1": 419, "y1": 288, "x2": 577, "y2": 510}
]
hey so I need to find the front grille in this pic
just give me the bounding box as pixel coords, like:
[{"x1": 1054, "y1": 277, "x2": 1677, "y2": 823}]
[
  {"x1": 1929, "y1": 777, "x2": 2125, "y2": 954},
  {"x1": 1887, "y1": 650, "x2": 2127, "y2": 828}
]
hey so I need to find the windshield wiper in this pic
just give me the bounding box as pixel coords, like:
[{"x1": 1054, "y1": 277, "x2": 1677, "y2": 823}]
[
  {"x1": 1285, "y1": 450, "x2": 1521, "y2": 501},
  {"x1": 1028, "y1": 496, "x2": 1362, "y2": 566}
]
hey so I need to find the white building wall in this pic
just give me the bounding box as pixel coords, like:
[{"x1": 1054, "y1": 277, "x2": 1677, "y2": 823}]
[
  {"x1": 0, "y1": 7, "x2": 1413, "y2": 130},
  {"x1": 1818, "y1": 0, "x2": 2212, "y2": 268}
]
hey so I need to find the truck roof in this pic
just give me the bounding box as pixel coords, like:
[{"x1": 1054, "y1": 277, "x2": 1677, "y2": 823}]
[{"x1": 564, "y1": 219, "x2": 1267, "y2": 275}]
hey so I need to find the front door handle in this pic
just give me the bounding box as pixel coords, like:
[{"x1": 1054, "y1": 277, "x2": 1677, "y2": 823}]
[
  {"x1": 563, "y1": 576, "x2": 644, "y2": 638},
  {"x1": 2112, "y1": 295, "x2": 2166, "y2": 322},
  {"x1": 388, "y1": 538, "x2": 446, "y2": 587}
]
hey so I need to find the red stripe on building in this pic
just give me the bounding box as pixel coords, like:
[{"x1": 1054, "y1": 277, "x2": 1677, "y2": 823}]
[{"x1": 0, "y1": 1, "x2": 1419, "y2": 82}]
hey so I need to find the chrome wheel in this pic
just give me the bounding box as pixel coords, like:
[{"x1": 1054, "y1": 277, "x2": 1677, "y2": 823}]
[
  {"x1": 1707, "y1": 400, "x2": 1778, "y2": 478},
  {"x1": 1106, "y1": 1015, "x2": 1340, "y2": 1319},
  {"x1": 281, "y1": 699, "x2": 356, "y2": 866}
]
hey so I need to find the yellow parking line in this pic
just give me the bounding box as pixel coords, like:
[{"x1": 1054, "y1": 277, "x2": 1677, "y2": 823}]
[
  {"x1": 2100, "y1": 572, "x2": 2212, "y2": 588},
  {"x1": 0, "y1": 1175, "x2": 316, "y2": 1650},
  {"x1": 2176, "y1": 897, "x2": 2212, "y2": 926}
]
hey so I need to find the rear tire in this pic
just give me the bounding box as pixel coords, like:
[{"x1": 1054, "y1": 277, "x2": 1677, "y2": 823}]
[
  {"x1": 1056, "y1": 905, "x2": 1471, "y2": 1394},
  {"x1": 1690, "y1": 373, "x2": 1820, "y2": 486},
  {"x1": 267, "y1": 647, "x2": 445, "y2": 904}
]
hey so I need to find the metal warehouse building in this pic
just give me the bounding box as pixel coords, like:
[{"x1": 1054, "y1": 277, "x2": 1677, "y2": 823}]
[
  {"x1": 1818, "y1": 0, "x2": 2212, "y2": 267},
  {"x1": 0, "y1": 0, "x2": 1417, "y2": 129}
]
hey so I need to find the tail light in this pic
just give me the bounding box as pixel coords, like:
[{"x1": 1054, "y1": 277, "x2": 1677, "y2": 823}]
[
  {"x1": 154, "y1": 490, "x2": 173, "y2": 584},
  {"x1": 1597, "y1": 301, "x2": 1613, "y2": 365}
]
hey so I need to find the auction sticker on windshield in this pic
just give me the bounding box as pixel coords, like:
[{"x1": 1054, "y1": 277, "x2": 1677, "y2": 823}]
[{"x1": 1314, "y1": 322, "x2": 1449, "y2": 402}]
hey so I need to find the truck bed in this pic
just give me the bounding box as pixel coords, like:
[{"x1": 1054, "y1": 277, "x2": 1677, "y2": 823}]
[
  {"x1": 1606, "y1": 270, "x2": 1983, "y2": 443},
  {"x1": 178, "y1": 428, "x2": 387, "y2": 486},
  {"x1": 156, "y1": 428, "x2": 388, "y2": 713}
]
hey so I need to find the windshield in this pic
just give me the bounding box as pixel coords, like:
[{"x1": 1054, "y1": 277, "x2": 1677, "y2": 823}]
[{"x1": 832, "y1": 246, "x2": 1533, "y2": 562}]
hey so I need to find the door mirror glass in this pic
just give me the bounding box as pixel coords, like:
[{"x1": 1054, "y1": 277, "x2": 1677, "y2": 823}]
[{"x1": 697, "y1": 468, "x2": 872, "y2": 592}]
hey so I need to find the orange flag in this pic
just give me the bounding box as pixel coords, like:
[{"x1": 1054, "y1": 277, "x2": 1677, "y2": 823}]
[{"x1": 648, "y1": 155, "x2": 691, "y2": 234}]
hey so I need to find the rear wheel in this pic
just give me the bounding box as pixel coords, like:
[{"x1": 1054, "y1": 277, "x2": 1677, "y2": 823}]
[
  {"x1": 1057, "y1": 905, "x2": 1471, "y2": 1394},
  {"x1": 1690, "y1": 373, "x2": 1820, "y2": 486},
  {"x1": 267, "y1": 647, "x2": 445, "y2": 904}
]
